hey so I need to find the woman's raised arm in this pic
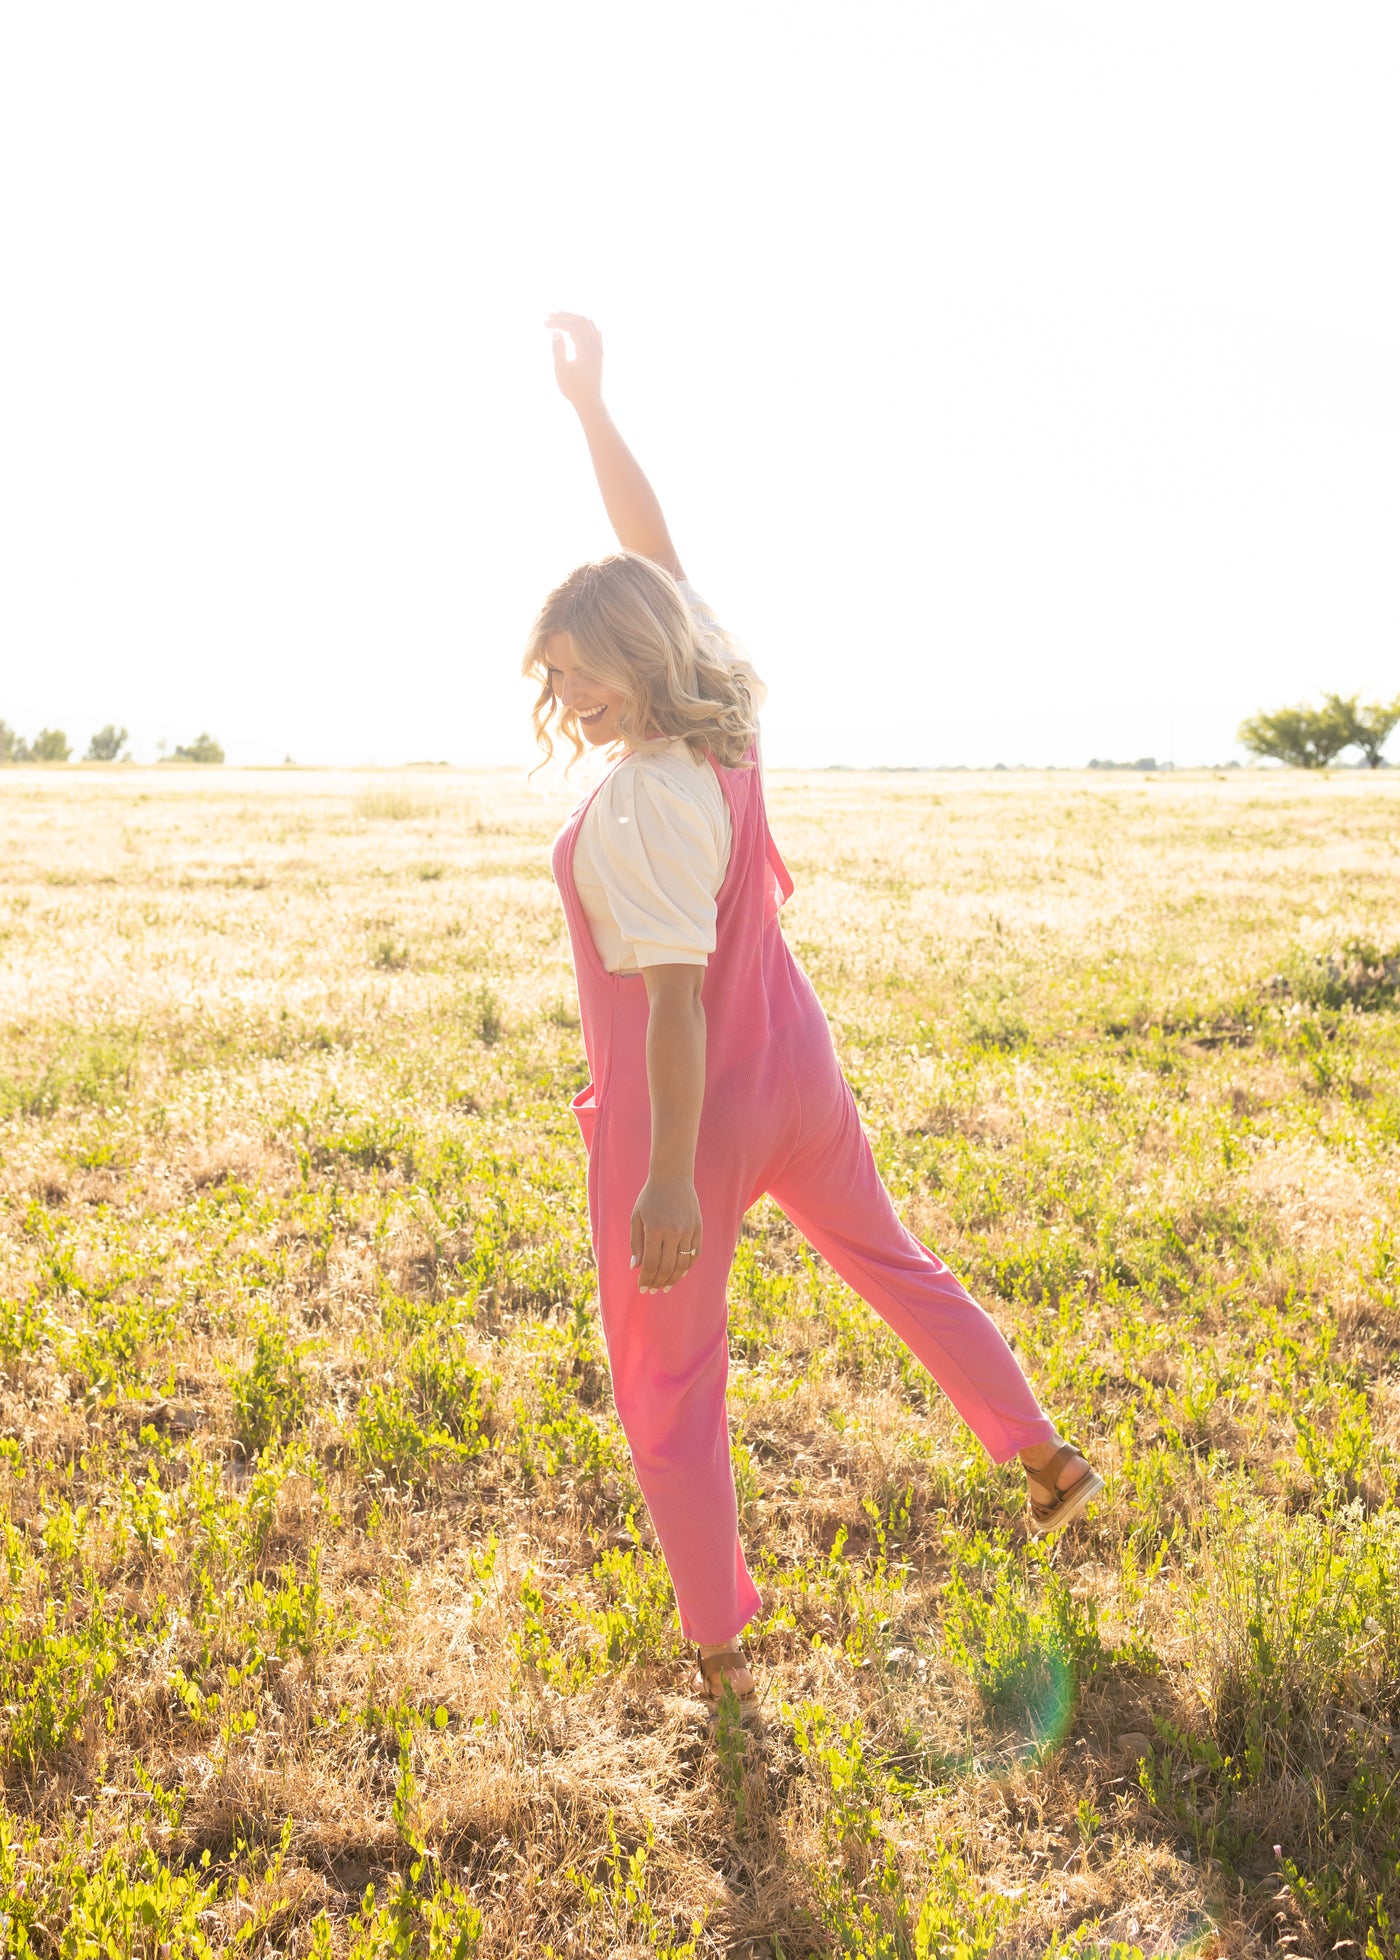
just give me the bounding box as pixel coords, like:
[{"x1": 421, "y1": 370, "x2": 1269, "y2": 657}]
[{"x1": 546, "y1": 312, "x2": 684, "y2": 580}]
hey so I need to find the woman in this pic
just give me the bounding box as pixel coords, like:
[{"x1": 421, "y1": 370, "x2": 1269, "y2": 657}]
[{"x1": 524, "y1": 314, "x2": 1103, "y2": 1707}]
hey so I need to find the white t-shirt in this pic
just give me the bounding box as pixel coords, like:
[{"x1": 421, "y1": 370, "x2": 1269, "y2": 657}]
[{"x1": 572, "y1": 580, "x2": 736, "y2": 974}]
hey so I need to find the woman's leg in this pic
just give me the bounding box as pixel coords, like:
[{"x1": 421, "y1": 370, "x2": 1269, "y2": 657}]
[
  {"x1": 764, "y1": 1076, "x2": 1058, "y2": 1462},
  {"x1": 589, "y1": 1127, "x2": 761, "y2": 1646}
]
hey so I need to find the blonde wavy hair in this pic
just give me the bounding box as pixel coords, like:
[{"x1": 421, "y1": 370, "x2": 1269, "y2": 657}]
[{"x1": 522, "y1": 552, "x2": 765, "y2": 773}]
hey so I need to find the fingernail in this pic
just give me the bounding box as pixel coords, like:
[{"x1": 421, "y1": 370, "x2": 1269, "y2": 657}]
[
  {"x1": 629, "y1": 1255, "x2": 637, "y2": 1268},
  {"x1": 663, "y1": 1286, "x2": 672, "y2": 1294}
]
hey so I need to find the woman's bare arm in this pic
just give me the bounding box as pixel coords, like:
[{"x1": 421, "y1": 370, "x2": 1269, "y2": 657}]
[
  {"x1": 547, "y1": 312, "x2": 685, "y2": 579},
  {"x1": 630, "y1": 964, "x2": 705, "y2": 1294}
]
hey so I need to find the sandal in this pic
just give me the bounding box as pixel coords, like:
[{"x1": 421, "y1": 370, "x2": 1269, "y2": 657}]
[
  {"x1": 1024, "y1": 1442, "x2": 1105, "y2": 1537},
  {"x1": 695, "y1": 1643, "x2": 757, "y2": 1706}
]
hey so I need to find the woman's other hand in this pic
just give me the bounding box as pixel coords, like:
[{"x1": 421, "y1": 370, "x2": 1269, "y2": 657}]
[
  {"x1": 547, "y1": 312, "x2": 604, "y2": 412},
  {"x1": 630, "y1": 1173, "x2": 703, "y2": 1294}
]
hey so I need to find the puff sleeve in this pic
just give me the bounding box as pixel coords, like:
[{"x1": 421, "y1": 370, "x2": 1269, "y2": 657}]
[
  {"x1": 589, "y1": 758, "x2": 726, "y2": 968},
  {"x1": 677, "y1": 578, "x2": 723, "y2": 637}
]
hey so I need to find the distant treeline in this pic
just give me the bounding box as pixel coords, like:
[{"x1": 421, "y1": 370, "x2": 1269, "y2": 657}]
[
  {"x1": 5, "y1": 701, "x2": 1396, "y2": 774},
  {"x1": 1087, "y1": 757, "x2": 1182, "y2": 772},
  {"x1": 0, "y1": 724, "x2": 225, "y2": 765}
]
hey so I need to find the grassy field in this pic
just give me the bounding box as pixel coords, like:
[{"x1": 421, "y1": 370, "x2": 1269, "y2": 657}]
[{"x1": 1, "y1": 763, "x2": 1397, "y2": 1959}]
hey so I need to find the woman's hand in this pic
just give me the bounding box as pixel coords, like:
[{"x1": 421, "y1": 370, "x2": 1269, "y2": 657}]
[
  {"x1": 630, "y1": 1173, "x2": 703, "y2": 1295},
  {"x1": 544, "y1": 312, "x2": 684, "y2": 573},
  {"x1": 547, "y1": 311, "x2": 604, "y2": 413}
]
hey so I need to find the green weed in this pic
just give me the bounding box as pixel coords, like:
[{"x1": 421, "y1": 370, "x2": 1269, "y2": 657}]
[
  {"x1": 940, "y1": 1536, "x2": 1105, "y2": 1736},
  {"x1": 354, "y1": 788, "x2": 446, "y2": 821},
  {"x1": 350, "y1": 1338, "x2": 494, "y2": 1488},
  {"x1": 562, "y1": 1810, "x2": 704, "y2": 1958},
  {"x1": 226, "y1": 1316, "x2": 313, "y2": 1453},
  {"x1": 0, "y1": 1027, "x2": 141, "y2": 1118}
]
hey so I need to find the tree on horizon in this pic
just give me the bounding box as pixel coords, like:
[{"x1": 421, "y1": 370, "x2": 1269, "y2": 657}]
[
  {"x1": 1238, "y1": 701, "x2": 1352, "y2": 770},
  {"x1": 1323, "y1": 692, "x2": 1400, "y2": 770},
  {"x1": 85, "y1": 724, "x2": 130, "y2": 762},
  {"x1": 163, "y1": 733, "x2": 225, "y2": 764}
]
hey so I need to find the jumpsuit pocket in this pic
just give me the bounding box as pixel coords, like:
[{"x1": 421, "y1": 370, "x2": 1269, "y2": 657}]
[{"x1": 570, "y1": 1082, "x2": 598, "y2": 1151}]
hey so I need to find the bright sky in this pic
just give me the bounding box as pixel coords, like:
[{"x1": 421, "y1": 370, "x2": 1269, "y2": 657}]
[{"x1": 3, "y1": 3, "x2": 1397, "y2": 770}]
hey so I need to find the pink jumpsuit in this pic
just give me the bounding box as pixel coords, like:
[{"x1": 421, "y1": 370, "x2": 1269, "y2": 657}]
[{"x1": 551, "y1": 740, "x2": 1057, "y2": 1645}]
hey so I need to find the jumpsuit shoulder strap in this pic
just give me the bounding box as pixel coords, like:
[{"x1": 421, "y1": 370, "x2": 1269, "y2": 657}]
[{"x1": 705, "y1": 739, "x2": 794, "y2": 913}]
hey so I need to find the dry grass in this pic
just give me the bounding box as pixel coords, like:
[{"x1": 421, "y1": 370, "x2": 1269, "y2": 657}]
[{"x1": 1, "y1": 764, "x2": 1398, "y2": 1958}]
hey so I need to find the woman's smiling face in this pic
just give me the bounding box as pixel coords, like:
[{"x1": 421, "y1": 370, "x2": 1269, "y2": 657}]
[{"x1": 544, "y1": 632, "x2": 627, "y2": 746}]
